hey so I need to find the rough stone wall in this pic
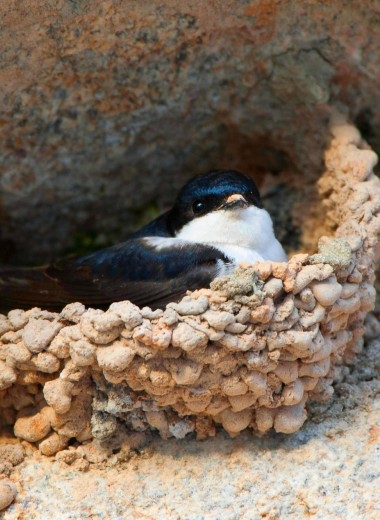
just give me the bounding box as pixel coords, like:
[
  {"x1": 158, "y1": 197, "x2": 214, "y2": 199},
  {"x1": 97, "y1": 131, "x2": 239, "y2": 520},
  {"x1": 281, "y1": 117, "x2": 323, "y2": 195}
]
[
  {"x1": 1, "y1": 1, "x2": 380, "y2": 264},
  {"x1": 1, "y1": 124, "x2": 379, "y2": 460}
]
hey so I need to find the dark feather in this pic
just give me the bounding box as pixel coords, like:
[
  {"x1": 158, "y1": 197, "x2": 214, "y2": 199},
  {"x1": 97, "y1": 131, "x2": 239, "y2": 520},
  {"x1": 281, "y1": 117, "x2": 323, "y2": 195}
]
[
  {"x1": 0, "y1": 238, "x2": 230, "y2": 312},
  {"x1": 0, "y1": 169, "x2": 262, "y2": 313}
]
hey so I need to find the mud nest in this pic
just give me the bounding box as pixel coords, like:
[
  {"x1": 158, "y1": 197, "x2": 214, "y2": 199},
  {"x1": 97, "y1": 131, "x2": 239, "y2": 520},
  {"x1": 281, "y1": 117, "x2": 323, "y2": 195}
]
[{"x1": 0, "y1": 123, "x2": 379, "y2": 454}]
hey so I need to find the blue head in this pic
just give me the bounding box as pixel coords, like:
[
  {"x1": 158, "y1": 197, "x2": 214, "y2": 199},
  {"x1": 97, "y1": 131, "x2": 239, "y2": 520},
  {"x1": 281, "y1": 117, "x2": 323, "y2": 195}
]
[{"x1": 167, "y1": 169, "x2": 263, "y2": 233}]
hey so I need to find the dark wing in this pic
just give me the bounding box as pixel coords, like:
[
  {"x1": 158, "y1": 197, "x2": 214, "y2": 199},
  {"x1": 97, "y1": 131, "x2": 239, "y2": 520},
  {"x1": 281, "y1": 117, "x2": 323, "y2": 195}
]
[{"x1": 0, "y1": 237, "x2": 230, "y2": 312}]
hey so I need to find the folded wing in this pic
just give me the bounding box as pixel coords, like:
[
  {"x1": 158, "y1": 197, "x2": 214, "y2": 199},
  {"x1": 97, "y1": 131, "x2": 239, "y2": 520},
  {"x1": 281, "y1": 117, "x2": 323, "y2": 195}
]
[{"x1": 0, "y1": 238, "x2": 230, "y2": 312}]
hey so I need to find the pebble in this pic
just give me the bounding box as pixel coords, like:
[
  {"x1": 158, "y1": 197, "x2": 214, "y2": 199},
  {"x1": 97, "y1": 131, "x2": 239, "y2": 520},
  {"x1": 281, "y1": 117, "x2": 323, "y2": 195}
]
[
  {"x1": 311, "y1": 278, "x2": 342, "y2": 306},
  {"x1": 39, "y1": 432, "x2": 69, "y2": 456},
  {"x1": 22, "y1": 319, "x2": 63, "y2": 353},
  {"x1": 0, "y1": 315, "x2": 13, "y2": 336},
  {"x1": 69, "y1": 339, "x2": 97, "y2": 366},
  {"x1": 6, "y1": 342, "x2": 32, "y2": 364},
  {"x1": 202, "y1": 310, "x2": 235, "y2": 330},
  {"x1": 0, "y1": 444, "x2": 24, "y2": 466},
  {"x1": 165, "y1": 358, "x2": 202, "y2": 385},
  {"x1": 273, "y1": 398, "x2": 307, "y2": 433},
  {"x1": 8, "y1": 310, "x2": 29, "y2": 330},
  {"x1": 14, "y1": 408, "x2": 51, "y2": 442},
  {"x1": 33, "y1": 352, "x2": 60, "y2": 373},
  {"x1": 171, "y1": 323, "x2": 208, "y2": 352},
  {"x1": 60, "y1": 303, "x2": 86, "y2": 324},
  {"x1": 109, "y1": 301, "x2": 142, "y2": 329},
  {"x1": 0, "y1": 479, "x2": 17, "y2": 511},
  {"x1": 96, "y1": 341, "x2": 135, "y2": 371},
  {"x1": 141, "y1": 307, "x2": 164, "y2": 319},
  {"x1": 43, "y1": 379, "x2": 74, "y2": 414},
  {"x1": 293, "y1": 264, "x2": 334, "y2": 294},
  {"x1": 80, "y1": 310, "x2": 123, "y2": 344},
  {"x1": 221, "y1": 408, "x2": 252, "y2": 433},
  {"x1": 263, "y1": 278, "x2": 284, "y2": 298},
  {"x1": 0, "y1": 361, "x2": 17, "y2": 390}
]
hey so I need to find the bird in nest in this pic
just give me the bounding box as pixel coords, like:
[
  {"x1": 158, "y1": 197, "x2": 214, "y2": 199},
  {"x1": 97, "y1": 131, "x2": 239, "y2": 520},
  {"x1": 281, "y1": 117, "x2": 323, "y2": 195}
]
[{"x1": 0, "y1": 169, "x2": 287, "y2": 312}]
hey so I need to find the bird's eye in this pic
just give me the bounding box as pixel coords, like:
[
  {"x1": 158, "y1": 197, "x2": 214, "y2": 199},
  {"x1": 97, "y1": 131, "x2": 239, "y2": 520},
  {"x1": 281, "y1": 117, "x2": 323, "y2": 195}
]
[
  {"x1": 247, "y1": 189, "x2": 256, "y2": 202},
  {"x1": 192, "y1": 200, "x2": 205, "y2": 214}
]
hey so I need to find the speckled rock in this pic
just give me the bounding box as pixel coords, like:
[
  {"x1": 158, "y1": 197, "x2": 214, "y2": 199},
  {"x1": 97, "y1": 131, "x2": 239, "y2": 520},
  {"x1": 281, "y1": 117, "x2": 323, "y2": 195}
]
[{"x1": 1, "y1": 1, "x2": 380, "y2": 265}]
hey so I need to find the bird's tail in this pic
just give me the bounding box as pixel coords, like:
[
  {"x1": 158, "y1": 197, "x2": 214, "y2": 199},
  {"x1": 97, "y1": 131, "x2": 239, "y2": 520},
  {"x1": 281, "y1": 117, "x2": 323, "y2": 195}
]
[{"x1": 0, "y1": 265, "x2": 70, "y2": 313}]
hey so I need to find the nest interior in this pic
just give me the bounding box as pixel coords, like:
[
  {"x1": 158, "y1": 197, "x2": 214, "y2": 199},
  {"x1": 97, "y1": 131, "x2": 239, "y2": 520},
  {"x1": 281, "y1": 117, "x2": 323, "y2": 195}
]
[{"x1": 0, "y1": 123, "x2": 379, "y2": 456}]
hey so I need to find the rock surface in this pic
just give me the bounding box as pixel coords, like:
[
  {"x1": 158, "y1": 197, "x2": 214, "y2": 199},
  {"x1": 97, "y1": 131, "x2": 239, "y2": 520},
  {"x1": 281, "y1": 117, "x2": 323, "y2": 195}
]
[{"x1": 1, "y1": 1, "x2": 380, "y2": 264}]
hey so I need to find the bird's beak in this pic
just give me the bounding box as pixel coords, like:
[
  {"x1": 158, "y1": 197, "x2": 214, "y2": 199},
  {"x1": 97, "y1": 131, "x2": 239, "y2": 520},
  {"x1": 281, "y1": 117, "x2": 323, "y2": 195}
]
[{"x1": 220, "y1": 194, "x2": 248, "y2": 211}]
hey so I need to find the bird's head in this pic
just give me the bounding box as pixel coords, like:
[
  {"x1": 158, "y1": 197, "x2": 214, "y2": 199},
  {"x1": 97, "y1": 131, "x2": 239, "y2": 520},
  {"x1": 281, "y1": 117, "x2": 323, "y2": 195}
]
[
  {"x1": 168, "y1": 170, "x2": 263, "y2": 232},
  {"x1": 167, "y1": 170, "x2": 269, "y2": 249}
]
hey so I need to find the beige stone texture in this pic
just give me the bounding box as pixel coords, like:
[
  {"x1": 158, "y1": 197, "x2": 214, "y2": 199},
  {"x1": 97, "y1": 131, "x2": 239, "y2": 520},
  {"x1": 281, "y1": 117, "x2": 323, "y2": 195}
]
[{"x1": 0, "y1": 333, "x2": 378, "y2": 518}]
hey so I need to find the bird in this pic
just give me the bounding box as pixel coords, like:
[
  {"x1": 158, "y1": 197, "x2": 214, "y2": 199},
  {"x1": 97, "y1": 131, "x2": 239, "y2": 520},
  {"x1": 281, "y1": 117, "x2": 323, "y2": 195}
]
[{"x1": 0, "y1": 169, "x2": 287, "y2": 312}]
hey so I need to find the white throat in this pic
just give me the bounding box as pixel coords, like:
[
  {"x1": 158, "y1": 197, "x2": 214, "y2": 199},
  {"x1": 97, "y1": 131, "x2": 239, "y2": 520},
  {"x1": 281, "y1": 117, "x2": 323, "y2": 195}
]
[{"x1": 175, "y1": 206, "x2": 287, "y2": 265}]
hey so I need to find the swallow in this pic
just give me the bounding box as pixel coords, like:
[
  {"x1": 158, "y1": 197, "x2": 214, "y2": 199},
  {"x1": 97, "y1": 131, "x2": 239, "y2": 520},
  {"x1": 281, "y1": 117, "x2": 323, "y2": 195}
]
[{"x1": 0, "y1": 169, "x2": 287, "y2": 312}]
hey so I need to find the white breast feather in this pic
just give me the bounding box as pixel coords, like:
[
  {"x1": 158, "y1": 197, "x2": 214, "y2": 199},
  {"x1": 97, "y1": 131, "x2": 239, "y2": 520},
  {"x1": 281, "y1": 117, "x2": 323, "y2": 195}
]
[{"x1": 175, "y1": 206, "x2": 287, "y2": 266}]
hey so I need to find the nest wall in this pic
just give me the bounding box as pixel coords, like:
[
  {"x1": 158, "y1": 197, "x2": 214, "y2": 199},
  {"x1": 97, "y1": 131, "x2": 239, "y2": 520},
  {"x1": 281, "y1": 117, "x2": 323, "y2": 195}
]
[{"x1": 0, "y1": 123, "x2": 379, "y2": 454}]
